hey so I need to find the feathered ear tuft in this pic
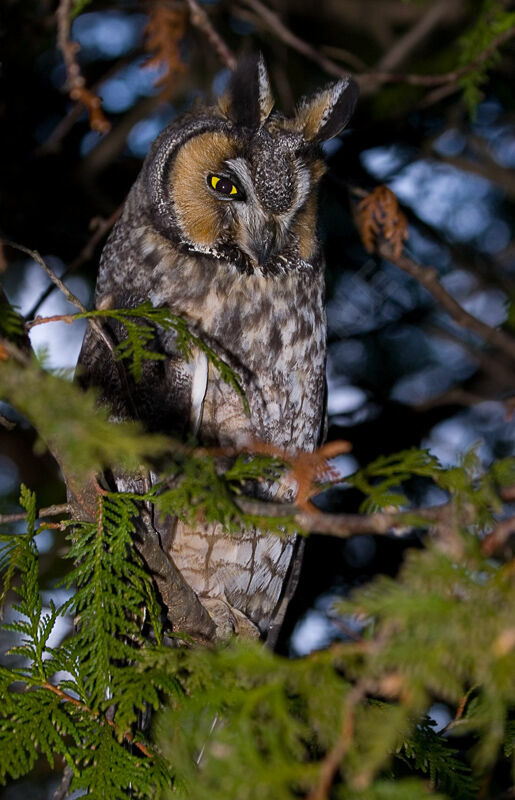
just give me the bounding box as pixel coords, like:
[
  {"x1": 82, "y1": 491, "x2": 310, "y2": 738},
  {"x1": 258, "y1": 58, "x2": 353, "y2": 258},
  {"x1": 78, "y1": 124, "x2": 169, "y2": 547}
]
[
  {"x1": 219, "y1": 53, "x2": 274, "y2": 129},
  {"x1": 294, "y1": 76, "x2": 359, "y2": 143}
]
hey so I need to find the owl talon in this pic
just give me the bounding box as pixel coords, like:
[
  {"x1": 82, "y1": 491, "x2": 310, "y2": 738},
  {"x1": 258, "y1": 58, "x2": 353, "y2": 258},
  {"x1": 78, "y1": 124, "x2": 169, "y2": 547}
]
[{"x1": 201, "y1": 598, "x2": 260, "y2": 641}]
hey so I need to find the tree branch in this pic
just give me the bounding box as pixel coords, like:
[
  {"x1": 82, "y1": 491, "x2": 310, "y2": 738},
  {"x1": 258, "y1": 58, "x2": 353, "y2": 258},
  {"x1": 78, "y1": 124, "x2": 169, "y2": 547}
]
[
  {"x1": 185, "y1": 0, "x2": 236, "y2": 70},
  {"x1": 56, "y1": 0, "x2": 110, "y2": 133},
  {"x1": 377, "y1": 241, "x2": 515, "y2": 363}
]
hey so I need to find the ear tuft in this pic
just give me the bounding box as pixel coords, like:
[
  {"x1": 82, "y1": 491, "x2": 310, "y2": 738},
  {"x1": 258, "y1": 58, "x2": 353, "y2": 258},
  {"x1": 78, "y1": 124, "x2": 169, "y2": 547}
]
[
  {"x1": 295, "y1": 76, "x2": 359, "y2": 143},
  {"x1": 219, "y1": 53, "x2": 274, "y2": 129}
]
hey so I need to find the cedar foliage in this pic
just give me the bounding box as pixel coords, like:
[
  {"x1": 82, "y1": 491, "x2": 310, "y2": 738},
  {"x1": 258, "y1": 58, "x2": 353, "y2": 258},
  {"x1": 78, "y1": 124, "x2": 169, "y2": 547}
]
[
  {"x1": 0, "y1": 297, "x2": 514, "y2": 795},
  {"x1": 1, "y1": 0, "x2": 515, "y2": 796}
]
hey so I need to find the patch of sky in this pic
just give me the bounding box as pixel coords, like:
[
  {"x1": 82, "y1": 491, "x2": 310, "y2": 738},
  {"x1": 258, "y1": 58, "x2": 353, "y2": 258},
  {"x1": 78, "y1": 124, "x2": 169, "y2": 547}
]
[
  {"x1": 426, "y1": 335, "x2": 477, "y2": 378},
  {"x1": 35, "y1": 529, "x2": 55, "y2": 555},
  {"x1": 327, "y1": 453, "x2": 359, "y2": 480},
  {"x1": 406, "y1": 226, "x2": 452, "y2": 269},
  {"x1": 126, "y1": 104, "x2": 176, "y2": 158},
  {"x1": 391, "y1": 364, "x2": 455, "y2": 405},
  {"x1": 389, "y1": 159, "x2": 496, "y2": 244},
  {"x1": 322, "y1": 138, "x2": 343, "y2": 158},
  {"x1": 488, "y1": 125, "x2": 515, "y2": 168},
  {"x1": 212, "y1": 68, "x2": 231, "y2": 98},
  {"x1": 327, "y1": 382, "x2": 367, "y2": 415},
  {"x1": 479, "y1": 219, "x2": 511, "y2": 254},
  {"x1": 99, "y1": 57, "x2": 168, "y2": 114},
  {"x1": 291, "y1": 590, "x2": 365, "y2": 656},
  {"x1": 428, "y1": 703, "x2": 452, "y2": 733},
  {"x1": 432, "y1": 127, "x2": 467, "y2": 158},
  {"x1": 329, "y1": 338, "x2": 367, "y2": 373},
  {"x1": 360, "y1": 144, "x2": 416, "y2": 180},
  {"x1": 472, "y1": 98, "x2": 503, "y2": 130},
  {"x1": 439, "y1": 269, "x2": 508, "y2": 327},
  {"x1": 72, "y1": 11, "x2": 147, "y2": 61},
  {"x1": 0, "y1": 455, "x2": 19, "y2": 496},
  {"x1": 461, "y1": 287, "x2": 508, "y2": 327},
  {"x1": 327, "y1": 269, "x2": 417, "y2": 337},
  {"x1": 423, "y1": 415, "x2": 492, "y2": 468},
  {"x1": 80, "y1": 129, "x2": 104, "y2": 157},
  {"x1": 10, "y1": 258, "x2": 90, "y2": 370}
]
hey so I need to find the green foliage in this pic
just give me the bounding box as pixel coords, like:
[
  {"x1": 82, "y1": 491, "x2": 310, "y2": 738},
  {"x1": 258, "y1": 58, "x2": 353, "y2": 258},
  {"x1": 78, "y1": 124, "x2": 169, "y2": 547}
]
[
  {"x1": 0, "y1": 487, "x2": 175, "y2": 796},
  {"x1": 0, "y1": 356, "x2": 170, "y2": 477},
  {"x1": 154, "y1": 450, "x2": 295, "y2": 535},
  {"x1": 0, "y1": 301, "x2": 25, "y2": 342},
  {"x1": 346, "y1": 448, "x2": 439, "y2": 512},
  {"x1": 398, "y1": 716, "x2": 478, "y2": 799},
  {"x1": 458, "y1": 1, "x2": 515, "y2": 114},
  {"x1": 77, "y1": 302, "x2": 248, "y2": 412}
]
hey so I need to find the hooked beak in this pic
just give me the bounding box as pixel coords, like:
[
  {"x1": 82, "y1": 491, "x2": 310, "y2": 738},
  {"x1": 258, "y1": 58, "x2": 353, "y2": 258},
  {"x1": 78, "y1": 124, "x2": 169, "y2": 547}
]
[{"x1": 251, "y1": 224, "x2": 279, "y2": 267}]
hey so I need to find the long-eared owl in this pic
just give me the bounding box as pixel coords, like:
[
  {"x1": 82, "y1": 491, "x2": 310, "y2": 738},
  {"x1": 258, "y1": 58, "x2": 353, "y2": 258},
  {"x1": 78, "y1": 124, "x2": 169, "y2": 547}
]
[{"x1": 78, "y1": 55, "x2": 358, "y2": 642}]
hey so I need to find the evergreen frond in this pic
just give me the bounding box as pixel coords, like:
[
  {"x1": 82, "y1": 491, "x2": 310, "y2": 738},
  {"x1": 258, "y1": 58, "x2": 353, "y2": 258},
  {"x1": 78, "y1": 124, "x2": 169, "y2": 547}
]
[
  {"x1": 458, "y1": 0, "x2": 515, "y2": 114},
  {"x1": 0, "y1": 358, "x2": 169, "y2": 477},
  {"x1": 77, "y1": 302, "x2": 248, "y2": 411},
  {"x1": 399, "y1": 716, "x2": 477, "y2": 799}
]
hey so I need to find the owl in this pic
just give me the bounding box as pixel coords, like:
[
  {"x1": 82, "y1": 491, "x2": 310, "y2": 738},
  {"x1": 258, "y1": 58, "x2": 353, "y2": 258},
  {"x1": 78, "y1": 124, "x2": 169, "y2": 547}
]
[{"x1": 78, "y1": 55, "x2": 358, "y2": 643}]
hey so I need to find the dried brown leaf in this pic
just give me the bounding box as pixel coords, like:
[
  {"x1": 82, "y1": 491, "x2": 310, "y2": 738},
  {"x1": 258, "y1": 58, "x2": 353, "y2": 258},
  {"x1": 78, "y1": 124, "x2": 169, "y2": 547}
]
[
  {"x1": 144, "y1": 6, "x2": 188, "y2": 92},
  {"x1": 357, "y1": 186, "x2": 409, "y2": 258}
]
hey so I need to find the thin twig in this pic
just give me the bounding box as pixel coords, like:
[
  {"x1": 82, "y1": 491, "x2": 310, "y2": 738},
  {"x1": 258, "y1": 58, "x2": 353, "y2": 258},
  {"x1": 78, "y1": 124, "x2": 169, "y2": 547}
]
[
  {"x1": 185, "y1": 0, "x2": 236, "y2": 70},
  {"x1": 56, "y1": 0, "x2": 110, "y2": 133},
  {"x1": 2, "y1": 239, "x2": 117, "y2": 363},
  {"x1": 240, "y1": 0, "x2": 347, "y2": 81},
  {"x1": 43, "y1": 681, "x2": 153, "y2": 758},
  {"x1": 53, "y1": 765, "x2": 73, "y2": 800},
  {"x1": 240, "y1": 1, "x2": 515, "y2": 100},
  {"x1": 307, "y1": 682, "x2": 368, "y2": 800},
  {"x1": 0, "y1": 504, "x2": 71, "y2": 526},
  {"x1": 27, "y1": 207, "x2": 122, "y2": 319},
  {"x1": 26, "y1": 314, "x2": 75, "y2": 330},
  {"x1": 377, "y1": 241, "x2": 515, "y2": 363}
]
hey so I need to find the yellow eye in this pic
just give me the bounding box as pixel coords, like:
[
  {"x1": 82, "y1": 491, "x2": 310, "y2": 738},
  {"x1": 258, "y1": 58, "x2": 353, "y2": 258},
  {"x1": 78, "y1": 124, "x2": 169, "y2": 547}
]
[{"x1": 209, "y1": 174, "x2": 240, "y2": 197}]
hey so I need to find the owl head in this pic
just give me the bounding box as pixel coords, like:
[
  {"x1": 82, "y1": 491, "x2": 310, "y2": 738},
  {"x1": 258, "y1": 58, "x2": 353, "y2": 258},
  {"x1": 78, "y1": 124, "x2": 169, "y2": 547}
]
[{"x1": 142, "y1": 55, "x2": 358, "y2": 274}]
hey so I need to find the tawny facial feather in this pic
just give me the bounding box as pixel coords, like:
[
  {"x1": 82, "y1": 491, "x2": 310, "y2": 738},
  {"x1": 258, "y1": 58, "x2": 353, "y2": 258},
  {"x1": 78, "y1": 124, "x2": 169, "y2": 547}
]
[{"x1": 170, "y1": 132, "x2": 238, "y2": 247}]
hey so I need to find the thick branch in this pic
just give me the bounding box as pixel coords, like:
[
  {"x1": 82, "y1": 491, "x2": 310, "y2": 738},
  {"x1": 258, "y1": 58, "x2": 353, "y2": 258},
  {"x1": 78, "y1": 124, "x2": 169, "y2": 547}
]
[{"x1": 235, "y1": 495, "x2": 464, "y2": 537}]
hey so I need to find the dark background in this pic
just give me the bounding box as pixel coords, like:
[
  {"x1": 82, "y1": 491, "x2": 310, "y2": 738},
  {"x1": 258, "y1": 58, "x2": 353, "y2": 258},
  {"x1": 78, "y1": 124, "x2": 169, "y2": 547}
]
[{"x1": 0, "y1": 0, "x2": 514, "y2": 795}]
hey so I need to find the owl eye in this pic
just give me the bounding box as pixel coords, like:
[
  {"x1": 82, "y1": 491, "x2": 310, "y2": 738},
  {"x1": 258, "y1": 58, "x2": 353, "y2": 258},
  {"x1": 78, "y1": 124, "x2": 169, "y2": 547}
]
[{"x1": 208, "y1": 174, "x2": 240, "y2": 198}]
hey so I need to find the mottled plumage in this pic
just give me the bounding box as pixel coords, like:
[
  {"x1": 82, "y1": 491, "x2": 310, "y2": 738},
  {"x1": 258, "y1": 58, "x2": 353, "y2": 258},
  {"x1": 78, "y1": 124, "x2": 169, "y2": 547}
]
[{"x1": 78, "y1": 55, "x2": 358, "y2": 641}]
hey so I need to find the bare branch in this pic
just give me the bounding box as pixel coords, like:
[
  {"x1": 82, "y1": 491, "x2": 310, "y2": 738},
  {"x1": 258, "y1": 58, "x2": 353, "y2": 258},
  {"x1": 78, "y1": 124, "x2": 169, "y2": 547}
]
[
  {"x1": 306, "y1": 681, "x2": 368, "y2": 800},
  {"x1": 235, "y1": 495, "x2": 465, "y2": 538},
  {"x1": 2, "y1": 239, "x2": 118, "y2": 363},
  {"x1": 0, "y1": 504, "x2": 71, "y2": 526},
  {"x1": 27, "y1": 206, "x2": 122, "y2": 319},
  {"x1": 56, "y1": 0, "x2": 110, "y2": 133},
  {"x1": 185, "y1": 0, "x2": 236, "y2": 70},
  {"x1": 239, "y1": 0, "x2": 348, "y2": 81},
  {"x1": 376, "y1": 0, "x2": 455, "y2": 72},
  {"x1": 377, "y1": 241, "x2": 515, "y2": 363}
]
